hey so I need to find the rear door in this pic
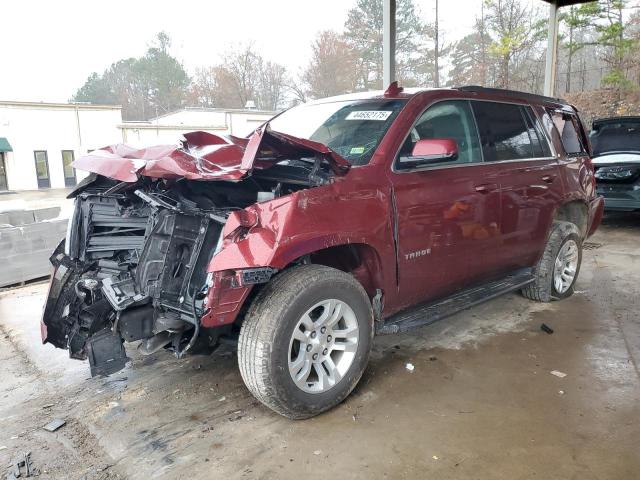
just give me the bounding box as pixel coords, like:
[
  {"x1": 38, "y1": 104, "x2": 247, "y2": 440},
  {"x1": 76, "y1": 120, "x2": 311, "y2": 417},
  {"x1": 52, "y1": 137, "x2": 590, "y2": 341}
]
[
  {"x1": 471, "y1": 101, "x2": 563, "y2": 272},
  {"x1": 390, "y1": 99, "x2": 502, "y2": 310}
]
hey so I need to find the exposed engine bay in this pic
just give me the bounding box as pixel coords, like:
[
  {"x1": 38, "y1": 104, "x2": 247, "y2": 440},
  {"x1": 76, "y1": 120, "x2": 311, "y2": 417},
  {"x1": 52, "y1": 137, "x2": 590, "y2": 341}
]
[{"x1": 42, "y1": 153, "x2": 334, "y2": 377}]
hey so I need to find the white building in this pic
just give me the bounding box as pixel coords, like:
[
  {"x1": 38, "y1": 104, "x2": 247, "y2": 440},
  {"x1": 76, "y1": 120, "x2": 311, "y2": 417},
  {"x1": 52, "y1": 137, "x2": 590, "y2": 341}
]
[
  {"x1": 119, "y1": 107, "x2": 276, "y2": 148},
  {"x1": 0, "y1": 101, "x2": 122, "y2": 191},
  {"x1": 0, "y1": 102, "x2": 276, "y2": 192}
]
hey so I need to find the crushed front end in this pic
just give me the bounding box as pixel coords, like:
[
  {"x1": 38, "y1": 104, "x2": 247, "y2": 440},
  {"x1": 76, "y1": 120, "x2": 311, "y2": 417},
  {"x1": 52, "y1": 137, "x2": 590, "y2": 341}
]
[
  {"x1": 41, "y1": 128, "x2": 347, "y2": 377},
  {"x1": 42, "y1": 178, "x2": 228, "y2": 376}
]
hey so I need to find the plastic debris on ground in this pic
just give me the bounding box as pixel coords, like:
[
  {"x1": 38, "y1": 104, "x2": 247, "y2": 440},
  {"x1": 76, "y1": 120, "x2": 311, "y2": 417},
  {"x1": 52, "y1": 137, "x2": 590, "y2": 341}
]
[
  {"x1": 43, "y1": 418, "x2": 66, "y2": 432},
  {"x1": 406, "y1": 363, "x2": 415, "y2": 372},
  {"x1": 550, "y1": 370, "x2": 567, "y2": 378},
  {"x1": 540, "y1": 323, "x2": 554, "y2": 334}
]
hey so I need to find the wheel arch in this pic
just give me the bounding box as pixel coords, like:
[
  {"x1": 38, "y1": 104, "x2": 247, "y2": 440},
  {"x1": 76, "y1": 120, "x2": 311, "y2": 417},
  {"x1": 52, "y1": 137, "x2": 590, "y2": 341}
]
[
  {"x1": 304, "y1": 243, "x2": 385, "y2": 300},
  {"x1": 553, "y1": 200, "x2": 589, "y2": 238}
]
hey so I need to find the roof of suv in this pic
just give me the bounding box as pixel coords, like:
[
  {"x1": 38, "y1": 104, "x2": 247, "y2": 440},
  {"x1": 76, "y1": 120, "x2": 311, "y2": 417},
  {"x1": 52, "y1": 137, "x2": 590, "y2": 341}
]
[{"x1": 304, "y1": 85, "x2": 570, "y2": 109}]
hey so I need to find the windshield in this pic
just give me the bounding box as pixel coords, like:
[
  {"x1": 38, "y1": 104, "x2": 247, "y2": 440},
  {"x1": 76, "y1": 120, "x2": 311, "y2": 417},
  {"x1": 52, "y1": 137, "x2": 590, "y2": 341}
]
[
  {"x1": 590, "y1": 119, "x2": 640, "y2": 156},
  {"x1": 269, "y1": 99, "x2": 406, "y2": 165}
]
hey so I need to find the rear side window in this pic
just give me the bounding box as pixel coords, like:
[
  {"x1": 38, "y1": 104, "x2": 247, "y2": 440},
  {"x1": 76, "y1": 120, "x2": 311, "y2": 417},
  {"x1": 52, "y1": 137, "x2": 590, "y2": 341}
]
[
  {"x1": 549, "y1": 110, "x2": 586, "y2": 155},
  {"x1": 523, "y1": 108, "x2": 552, "y2": 158},
  {"x1": 472, "y1": 101, "x2": 546, "y2": 162}
]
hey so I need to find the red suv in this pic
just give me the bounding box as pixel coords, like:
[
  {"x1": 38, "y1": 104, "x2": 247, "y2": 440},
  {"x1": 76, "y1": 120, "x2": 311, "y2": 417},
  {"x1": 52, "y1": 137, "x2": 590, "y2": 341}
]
[{"x1": 42, "y1": 85, "x2": 603, "y2": 418}]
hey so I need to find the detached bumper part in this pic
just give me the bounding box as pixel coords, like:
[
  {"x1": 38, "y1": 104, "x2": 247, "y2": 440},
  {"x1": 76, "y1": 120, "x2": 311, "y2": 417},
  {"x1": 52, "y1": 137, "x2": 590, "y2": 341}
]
[{"x1": 86, "y1": 328, "x2": 129, "y2": 377}]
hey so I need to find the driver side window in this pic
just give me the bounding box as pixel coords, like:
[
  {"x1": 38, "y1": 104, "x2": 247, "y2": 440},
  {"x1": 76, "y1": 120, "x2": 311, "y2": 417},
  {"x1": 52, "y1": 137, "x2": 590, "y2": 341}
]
[{"x1": 397, "y1": 100, "x2": 482, "y2": 166}]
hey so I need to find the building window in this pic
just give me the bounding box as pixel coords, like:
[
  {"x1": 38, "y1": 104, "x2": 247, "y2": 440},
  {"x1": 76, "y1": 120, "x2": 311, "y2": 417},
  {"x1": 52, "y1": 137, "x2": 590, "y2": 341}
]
[
  {"x1": 0, "y1": 152, "x2": 7, "y2": 191},
  {"x1": 34, "y1": 151, "x2": 50, "y2": 189},
  {"x1": 62, "y1": 150, "x2": 76, "y2": 187}
]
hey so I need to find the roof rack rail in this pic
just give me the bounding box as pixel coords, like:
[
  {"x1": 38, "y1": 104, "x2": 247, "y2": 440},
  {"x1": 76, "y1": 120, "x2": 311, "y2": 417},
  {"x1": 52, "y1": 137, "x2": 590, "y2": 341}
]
[{"x1": 456, "y1": 85, "x2": 568, "y2": 106}]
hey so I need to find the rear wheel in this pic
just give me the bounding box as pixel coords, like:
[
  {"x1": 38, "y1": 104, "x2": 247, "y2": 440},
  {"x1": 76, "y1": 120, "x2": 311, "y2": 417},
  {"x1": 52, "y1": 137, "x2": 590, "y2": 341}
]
[
  {"x1": 238, "y1": 265, "x2": 373, "y2": 419},
  {"x1": 521, "y1": 220, "x2": 582, "y2": 302}
]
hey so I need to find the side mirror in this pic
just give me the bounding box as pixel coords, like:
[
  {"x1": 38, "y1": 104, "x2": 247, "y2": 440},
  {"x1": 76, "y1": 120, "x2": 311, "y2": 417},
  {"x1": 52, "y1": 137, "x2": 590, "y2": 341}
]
[{"x1": 398, "y1": 138, "x2": 458, "y2": 169}]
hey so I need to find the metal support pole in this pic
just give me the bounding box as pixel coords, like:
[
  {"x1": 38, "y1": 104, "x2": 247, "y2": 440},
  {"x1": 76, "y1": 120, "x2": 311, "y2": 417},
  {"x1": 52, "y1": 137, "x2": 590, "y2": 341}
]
[
  {"x1": 543, "y1": 1, "x2": 559, "y2": 97},
  {"x1": 383, "y1": 0, "x2": 396, "y2": 87}
]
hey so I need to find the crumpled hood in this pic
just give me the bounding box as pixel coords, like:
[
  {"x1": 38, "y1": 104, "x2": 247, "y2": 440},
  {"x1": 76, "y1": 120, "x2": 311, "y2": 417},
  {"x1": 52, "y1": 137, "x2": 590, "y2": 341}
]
[{"x1": 73, "y1": 125, "x2": 351, "y2": 183}]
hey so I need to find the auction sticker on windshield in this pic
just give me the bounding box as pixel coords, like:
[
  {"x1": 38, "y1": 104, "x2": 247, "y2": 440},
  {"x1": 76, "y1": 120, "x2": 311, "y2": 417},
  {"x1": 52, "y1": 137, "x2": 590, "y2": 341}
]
[{"x1": 346, "y1": 111, "x2": 393, "y2": 121}]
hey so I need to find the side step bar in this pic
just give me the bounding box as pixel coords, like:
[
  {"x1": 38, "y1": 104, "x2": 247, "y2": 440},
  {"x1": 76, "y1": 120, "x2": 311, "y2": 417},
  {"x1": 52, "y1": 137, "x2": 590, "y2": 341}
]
[{"x1": 377, "y1": 268, "x2": 534, "y2": 335}]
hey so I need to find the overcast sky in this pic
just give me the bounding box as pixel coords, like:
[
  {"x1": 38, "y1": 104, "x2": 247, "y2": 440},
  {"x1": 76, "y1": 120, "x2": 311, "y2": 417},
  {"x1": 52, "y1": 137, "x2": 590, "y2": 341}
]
[{"x1": 2, "y1": 0, "x2": 504, "y2": 103}]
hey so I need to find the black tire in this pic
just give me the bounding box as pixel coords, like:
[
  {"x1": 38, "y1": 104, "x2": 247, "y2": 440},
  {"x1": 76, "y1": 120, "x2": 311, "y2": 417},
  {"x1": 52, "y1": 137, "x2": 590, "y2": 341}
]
[
  {"x1": 238, "y1": 265, "x2": 374, "y2": 419},
  {"x1": 521, "y1": 220, "x2": 582, "y2": 302}
]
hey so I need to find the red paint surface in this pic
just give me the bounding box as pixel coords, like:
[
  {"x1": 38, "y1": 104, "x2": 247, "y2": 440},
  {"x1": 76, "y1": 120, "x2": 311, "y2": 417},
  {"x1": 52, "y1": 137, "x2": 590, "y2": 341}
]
[
  {"x1": 201, "y1": 89, "x2": 603, "y2": 326},
  {"x1": 73, "y1": 88, "x2": 603, "y2": 329}
]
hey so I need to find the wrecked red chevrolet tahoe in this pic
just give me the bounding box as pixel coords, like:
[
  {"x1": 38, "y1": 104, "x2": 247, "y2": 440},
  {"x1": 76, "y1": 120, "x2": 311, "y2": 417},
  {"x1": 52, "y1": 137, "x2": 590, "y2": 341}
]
[{"x1": 42, "y1": 85, "x2": 604, "y2": 418}]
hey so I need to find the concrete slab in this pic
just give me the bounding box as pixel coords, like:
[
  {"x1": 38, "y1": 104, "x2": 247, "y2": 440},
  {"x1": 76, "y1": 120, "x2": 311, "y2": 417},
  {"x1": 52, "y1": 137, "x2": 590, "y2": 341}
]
[{"x1": 0, "y1": 212, "x2": 639, "y2": 479}]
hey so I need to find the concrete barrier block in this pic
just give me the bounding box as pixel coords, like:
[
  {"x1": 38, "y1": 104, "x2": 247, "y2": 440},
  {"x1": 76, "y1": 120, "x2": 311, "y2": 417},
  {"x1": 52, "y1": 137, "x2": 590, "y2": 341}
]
[
  {"x1": 0, "y1": 219, "x2": 68, "y2": 287},
  {"x1": 7, "y1": 210, "x2": 36, "y2": 226},
  {"x1": 34, "y1": 207, "x2": 61, "y2": 222}
]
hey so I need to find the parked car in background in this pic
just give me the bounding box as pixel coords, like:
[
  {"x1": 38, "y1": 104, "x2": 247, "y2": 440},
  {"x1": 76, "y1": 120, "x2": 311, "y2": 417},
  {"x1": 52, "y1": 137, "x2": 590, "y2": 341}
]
[
  {"x1": 590, "y1": 116, "x2": 640, "y2": 211},
  {"x1": 41, "y1": 85, "x2": 603, "y2": 419}
]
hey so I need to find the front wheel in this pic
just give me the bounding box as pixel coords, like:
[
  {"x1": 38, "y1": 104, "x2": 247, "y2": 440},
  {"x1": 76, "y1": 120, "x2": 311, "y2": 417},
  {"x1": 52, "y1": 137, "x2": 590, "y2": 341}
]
[
  {"x1": 238, "y1": 265, "x2": 374, "y2": 419},
  {"x1": 521, "y1": 220, "x2": 583, "y2": 302}
]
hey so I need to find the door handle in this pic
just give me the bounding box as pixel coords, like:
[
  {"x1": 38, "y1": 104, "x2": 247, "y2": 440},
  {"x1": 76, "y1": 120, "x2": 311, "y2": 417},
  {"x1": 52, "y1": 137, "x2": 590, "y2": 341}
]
[
  {"x1": 541, "y1": 175, "x2": 556, "y2": 184},
  {"x1": 475, "y1": 183, "x2": 498, "y2": 194}
]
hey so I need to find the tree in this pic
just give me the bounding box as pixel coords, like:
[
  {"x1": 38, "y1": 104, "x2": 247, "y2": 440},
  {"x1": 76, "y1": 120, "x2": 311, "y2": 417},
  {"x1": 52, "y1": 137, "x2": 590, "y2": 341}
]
[
  {"x1": 560, "y1": 5, "x2": 593, "y2": 93},
  {"x1": 258, "y1": 60, "x2": 288, "y2": 110},
  {"x1": 221, "y1": 44, "x2": 289, "y2": 110},
  {"x1": 447, "y1": 32, "x2": 495, "y2": 87},
  {"x1": 302, "y1": 30, "x2": 358, "y2": 98},
  {"x1": 484, "y1": 0, "x2": 543, "y2": 89},
  {"x1": 189, "y1": 44, "x2": 289, "y2": 111},
  {"x1": 138, "y1": 32, "x2": 191, "y2": 116},
  {"x1": 188, "y1": 66, "x2": 242, "y2": 109},
  {"x1": 343, "y1": 0, "x2": 433, "y2": 89},
  {"x1": 592, "y1": 0, "x2": 636, "y2": 89},
  {"x1": 72, "y1": 32, "x2": 190, "y2": 120}
]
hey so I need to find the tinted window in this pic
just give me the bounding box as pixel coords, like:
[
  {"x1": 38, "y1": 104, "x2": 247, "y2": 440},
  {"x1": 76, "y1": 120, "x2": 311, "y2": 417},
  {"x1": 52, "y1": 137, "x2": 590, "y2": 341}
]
[
  {"x1": 472, "y1": 101, "x2": 538, "y2": 162},
  {"x1": 523, "y1": 108, "x2": 552, "y2": 158},
  {"x1": 397, "y1": 100, "x2": 482, "y2": 167},
  {"x1": 549, "y1": 110, "x2": 585, "y2": 155}
]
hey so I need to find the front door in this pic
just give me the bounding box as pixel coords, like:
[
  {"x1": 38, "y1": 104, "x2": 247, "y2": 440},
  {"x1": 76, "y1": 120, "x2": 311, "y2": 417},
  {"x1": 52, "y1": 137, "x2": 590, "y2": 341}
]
[
  {"x1": 0, "y1": 153, "x2": 7, "y2": 191},
  {"x1": 390, "y1": 100, "x2": 502, "y2": 311},
  {"x1": 62, "y1": 150, "x2": 76, "y2": 187},
  {"x1": 34, "y1": 151, "x2": 50, "y2": 189}
]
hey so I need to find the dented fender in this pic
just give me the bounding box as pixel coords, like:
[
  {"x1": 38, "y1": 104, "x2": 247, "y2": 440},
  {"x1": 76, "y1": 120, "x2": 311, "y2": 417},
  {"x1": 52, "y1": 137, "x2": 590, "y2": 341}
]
[{"x1": 201, "y1": 169, "x2": 397, "y2": 327}]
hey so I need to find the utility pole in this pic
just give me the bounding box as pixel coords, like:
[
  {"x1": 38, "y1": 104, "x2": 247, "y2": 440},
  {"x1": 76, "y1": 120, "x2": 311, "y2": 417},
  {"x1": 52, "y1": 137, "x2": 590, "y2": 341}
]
[
  {"x1": 434, "y1": 0, "x2": 440, "y2": 87},
  {"x1": 480, "y1": 0, "x2": 487, "y2": 86},
  {"x1": 544, "y1": 0, "x2": 560, "y2": 97},
  {"x1": 383, "y1": 0, "x2": 397, "y2": 87}
]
